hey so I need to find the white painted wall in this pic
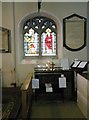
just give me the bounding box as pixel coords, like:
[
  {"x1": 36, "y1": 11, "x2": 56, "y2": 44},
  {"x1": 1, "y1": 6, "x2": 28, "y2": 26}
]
[
  {"x1": 2, "y1": 2, "x2": 15, "y2": 87},
  {"x1": 2, "y1": 2, "x2": 87, "y2": 86},
  {"x1": 0, "y1": 2, "x2": 2, "y2": 70}
]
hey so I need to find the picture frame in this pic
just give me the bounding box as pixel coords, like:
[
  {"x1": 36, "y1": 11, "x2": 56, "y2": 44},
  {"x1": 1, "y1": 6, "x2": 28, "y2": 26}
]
[
  {"x1": 63, "y1": 14, "x2": 86, "y2": 51},
  {"x1": 0, "y1": 27, "x2": 11, "y2": 53}
]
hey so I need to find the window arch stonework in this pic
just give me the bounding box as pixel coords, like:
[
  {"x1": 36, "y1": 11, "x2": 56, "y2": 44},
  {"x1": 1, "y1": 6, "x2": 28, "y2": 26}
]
[{"x1": 19, "y1": 12, "x2": 60, "y2": 60}]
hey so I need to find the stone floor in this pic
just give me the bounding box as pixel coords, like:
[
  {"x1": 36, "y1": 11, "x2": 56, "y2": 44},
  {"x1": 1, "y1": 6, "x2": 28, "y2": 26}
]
[{"x1": 29, "y1": 98, "x2": 86, "y2": 119}]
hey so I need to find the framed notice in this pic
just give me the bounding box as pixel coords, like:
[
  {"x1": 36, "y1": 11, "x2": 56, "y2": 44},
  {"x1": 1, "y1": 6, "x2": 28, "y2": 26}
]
[
  {"x1": 0, "y1": 27, "x2": 11, "y2": 53},
  {"x1": 63, "y1": 14, "x2": 86, "y2": 51}
]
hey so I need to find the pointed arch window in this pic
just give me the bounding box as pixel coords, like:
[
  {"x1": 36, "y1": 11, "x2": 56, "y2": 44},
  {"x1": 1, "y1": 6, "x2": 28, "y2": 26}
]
[{"x1": 23, "y1": 16, "x2": 57, "y2": 57}]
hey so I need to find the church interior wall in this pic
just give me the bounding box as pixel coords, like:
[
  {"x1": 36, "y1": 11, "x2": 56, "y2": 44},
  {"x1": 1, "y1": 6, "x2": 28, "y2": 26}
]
[{"x1": 1, "y1": 2, "x2": 87, "y2": 87}]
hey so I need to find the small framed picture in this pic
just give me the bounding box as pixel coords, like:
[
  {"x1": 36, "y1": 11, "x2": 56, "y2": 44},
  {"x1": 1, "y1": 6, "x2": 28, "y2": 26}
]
[{"x1": 0, "y1": 27, "x2": 11, "y2": 53}]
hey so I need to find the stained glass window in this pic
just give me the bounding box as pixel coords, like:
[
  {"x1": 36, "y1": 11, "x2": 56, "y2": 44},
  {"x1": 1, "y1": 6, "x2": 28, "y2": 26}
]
[{"x1": 23, "y1": 16, "x2": 57, "y2": 57}]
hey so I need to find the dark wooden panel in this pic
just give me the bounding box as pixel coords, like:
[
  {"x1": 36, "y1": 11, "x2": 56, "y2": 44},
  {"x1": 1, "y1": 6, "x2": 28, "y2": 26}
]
[{"x1": 34, "y1": 69, "x2": 75, "y2": 100}]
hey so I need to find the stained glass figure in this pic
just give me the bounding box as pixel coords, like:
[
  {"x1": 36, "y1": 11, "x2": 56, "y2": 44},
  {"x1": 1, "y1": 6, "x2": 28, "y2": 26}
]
[
  {"x1": 24, "y1": 28, "x2": 39, "y2": 56},
  {"x1": 41, "y1": 28, "x2": 56, "y2": 56}
]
